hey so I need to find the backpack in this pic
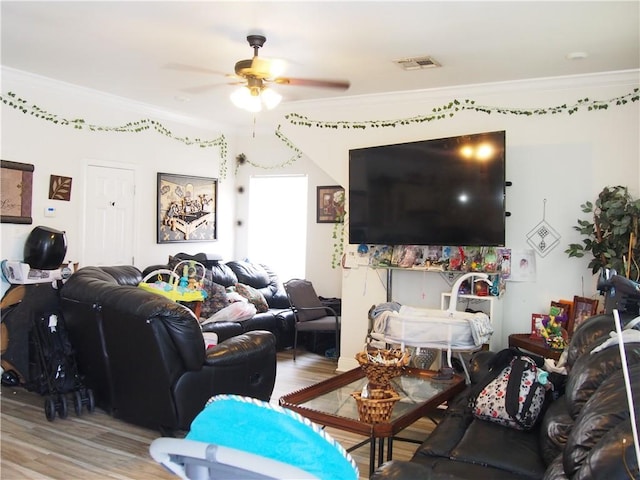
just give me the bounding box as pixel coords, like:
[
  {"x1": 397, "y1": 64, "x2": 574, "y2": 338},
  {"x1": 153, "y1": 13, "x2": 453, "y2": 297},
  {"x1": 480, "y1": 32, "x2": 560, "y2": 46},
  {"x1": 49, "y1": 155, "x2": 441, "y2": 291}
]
[{"x1": 469, "y1": 350, "x2": 547, "y2": 430}]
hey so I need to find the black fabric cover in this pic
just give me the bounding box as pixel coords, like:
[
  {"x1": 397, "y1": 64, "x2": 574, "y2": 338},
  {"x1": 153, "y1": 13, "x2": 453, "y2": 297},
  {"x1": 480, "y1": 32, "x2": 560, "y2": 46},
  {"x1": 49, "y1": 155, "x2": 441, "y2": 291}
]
[{"x1": 1, "y1": 283, "x2": 63, "y2": 383}]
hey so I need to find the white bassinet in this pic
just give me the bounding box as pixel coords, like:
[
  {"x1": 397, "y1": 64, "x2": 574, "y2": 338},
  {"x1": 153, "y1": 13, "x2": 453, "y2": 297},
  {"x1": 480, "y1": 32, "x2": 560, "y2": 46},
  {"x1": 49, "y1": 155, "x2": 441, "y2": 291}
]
[{"x1": 370, "y1": 273, "x2": 494, "y2": 381}]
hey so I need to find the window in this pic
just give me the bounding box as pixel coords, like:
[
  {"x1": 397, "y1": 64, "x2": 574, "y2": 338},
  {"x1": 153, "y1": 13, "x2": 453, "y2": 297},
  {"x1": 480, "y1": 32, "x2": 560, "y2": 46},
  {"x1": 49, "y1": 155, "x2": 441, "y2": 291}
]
[{"x1": 248, "y1": 175, "x2": 307, "y2": 281}]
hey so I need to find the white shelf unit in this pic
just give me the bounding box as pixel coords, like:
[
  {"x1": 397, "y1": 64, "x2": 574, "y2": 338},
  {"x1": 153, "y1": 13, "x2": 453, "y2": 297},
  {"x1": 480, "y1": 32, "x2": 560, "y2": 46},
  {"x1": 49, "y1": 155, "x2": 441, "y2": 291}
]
[{"x1": 440, "y1": 293, "x2": 504, "y2": 351}]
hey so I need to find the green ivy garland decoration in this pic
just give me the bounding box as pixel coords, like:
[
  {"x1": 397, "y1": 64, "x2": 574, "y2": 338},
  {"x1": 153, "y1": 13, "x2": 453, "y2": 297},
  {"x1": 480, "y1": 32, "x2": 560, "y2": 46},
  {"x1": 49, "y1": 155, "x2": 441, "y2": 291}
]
[
  {"x1": 233, "y1": 125, "x2": 303, "y2": 173},
  {"x1": 284, "y1": 88, "x2": 639, "y2": 130},
  {"x1": 1, "y1": 91, "x2": 229, "y2": 178},
  {"x1": 332, "y1": 213, "x2": 346, "y2": 269},
  {"x1": 5, "y1": 86, "x2": 637, "y2": 269}
]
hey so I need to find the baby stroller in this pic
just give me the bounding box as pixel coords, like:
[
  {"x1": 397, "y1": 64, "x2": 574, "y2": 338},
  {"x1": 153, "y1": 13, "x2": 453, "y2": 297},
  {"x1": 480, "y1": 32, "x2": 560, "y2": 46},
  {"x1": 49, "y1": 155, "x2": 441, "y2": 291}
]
[
  {"x1": 150, "y1": 394, "x2": 358, "y2": 480},
  {"x1": 27, "y1": 310, "x2": 95, "y2": 421}
]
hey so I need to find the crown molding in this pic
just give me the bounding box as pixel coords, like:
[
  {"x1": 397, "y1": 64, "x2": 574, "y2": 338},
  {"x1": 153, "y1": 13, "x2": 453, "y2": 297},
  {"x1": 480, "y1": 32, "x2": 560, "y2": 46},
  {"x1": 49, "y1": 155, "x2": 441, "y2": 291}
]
[
  {"x1": 1, "y1": 66, "x2": 227, "y2": 132},
  {"x1": 285, "y1": 69, "x2": 640, "y2": 113}
]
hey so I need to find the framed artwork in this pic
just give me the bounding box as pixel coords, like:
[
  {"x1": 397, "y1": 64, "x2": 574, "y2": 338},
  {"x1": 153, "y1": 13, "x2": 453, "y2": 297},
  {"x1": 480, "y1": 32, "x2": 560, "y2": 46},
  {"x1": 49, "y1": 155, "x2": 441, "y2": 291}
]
[
  {"x1": 316, "y1": 185, "x2": 345, "y2": 223},
  {"x1": 530, "y1": 313, "x2": 548, "y2": 339},
  {"x1": 49, "y1": 175, "x2": 73, "y2": 201},
  {"x1": 1, "y1": 160, "x2": 34, "y2": 224},
  {"x1": 157, "y1": 172, "x2": 217, "y2": 243},
  {"x1": 569, "y1": 296, "x2": 599, "y2": 336}
]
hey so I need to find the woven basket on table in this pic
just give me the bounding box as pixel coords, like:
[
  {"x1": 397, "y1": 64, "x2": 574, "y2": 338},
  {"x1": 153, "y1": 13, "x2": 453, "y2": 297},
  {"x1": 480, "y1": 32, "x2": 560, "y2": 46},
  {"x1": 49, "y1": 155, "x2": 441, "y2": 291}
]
[
  {"x1": 355, "y1": 349, "x2": 410, "y2": 389},
  {"x1": 351, "y1": 388, "x2": 401, "y2": 423}
]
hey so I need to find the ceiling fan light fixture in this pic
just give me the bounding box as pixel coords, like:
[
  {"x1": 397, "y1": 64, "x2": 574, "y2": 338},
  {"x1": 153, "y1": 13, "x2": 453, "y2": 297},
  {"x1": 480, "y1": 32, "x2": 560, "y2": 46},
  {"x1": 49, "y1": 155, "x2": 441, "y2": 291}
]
[
  {"x1": 230, "y1": 86, "x2": 262, "y2": 112},
  {"x1": 230, "y1": 84, "x2": 282, "y2": 112},
  {"x1": 261, "y1": 86, "x2": 282, "y2": 110}
]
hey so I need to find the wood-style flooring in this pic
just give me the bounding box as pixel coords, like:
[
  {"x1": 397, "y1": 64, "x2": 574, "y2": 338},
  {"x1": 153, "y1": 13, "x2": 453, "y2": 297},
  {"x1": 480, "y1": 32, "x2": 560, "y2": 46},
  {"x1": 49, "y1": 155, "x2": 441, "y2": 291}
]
[{"x1": 1, "y1": 349, "x2": 436, "y2": 479}]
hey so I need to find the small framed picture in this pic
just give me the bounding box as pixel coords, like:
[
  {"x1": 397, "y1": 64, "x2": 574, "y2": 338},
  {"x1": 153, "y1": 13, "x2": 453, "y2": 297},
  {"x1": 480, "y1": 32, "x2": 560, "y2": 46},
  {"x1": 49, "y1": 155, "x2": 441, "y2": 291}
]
[
  {"x1": 316, "y1": 185, "x2": 345, "y2": 223},
  {"x1": 530, "y1": 313, "x2": 547, "y2": 339},
  {"x1": 569, "y1": 296, "x2": 599, "y2": 336}
]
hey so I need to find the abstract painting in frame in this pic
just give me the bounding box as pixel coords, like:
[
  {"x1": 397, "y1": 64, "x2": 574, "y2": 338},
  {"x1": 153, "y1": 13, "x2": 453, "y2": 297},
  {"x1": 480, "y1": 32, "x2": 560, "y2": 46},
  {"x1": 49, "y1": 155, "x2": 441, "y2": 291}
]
[
  {"x1": 157, "y1": 172, "x2": 217, "y2": 243},
  {"x1": 1, "y1": 160, "x2": 34, "y2": 224}
]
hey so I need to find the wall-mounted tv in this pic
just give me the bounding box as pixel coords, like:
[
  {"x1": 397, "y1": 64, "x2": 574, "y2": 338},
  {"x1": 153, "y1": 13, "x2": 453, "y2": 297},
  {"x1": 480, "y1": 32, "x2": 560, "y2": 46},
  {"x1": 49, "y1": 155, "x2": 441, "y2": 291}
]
[{"x1": 349, "y1": 130, "x2": 506, "y2": 247}]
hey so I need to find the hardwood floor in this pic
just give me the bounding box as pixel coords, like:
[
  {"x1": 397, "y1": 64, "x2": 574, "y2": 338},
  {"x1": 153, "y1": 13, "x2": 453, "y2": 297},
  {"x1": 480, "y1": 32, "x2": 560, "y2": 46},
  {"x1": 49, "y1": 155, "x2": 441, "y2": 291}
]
[{"x1": 1, "y1": 350, "x2": 435, "y2": 479}]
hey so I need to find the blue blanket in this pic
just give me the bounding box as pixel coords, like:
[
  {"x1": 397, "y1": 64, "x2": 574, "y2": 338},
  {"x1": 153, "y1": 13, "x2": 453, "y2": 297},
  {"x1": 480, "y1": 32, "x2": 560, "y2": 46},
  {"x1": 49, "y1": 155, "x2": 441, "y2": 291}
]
[{"x1": 186, "y1": 395, "x2": 358, "y2": 480}]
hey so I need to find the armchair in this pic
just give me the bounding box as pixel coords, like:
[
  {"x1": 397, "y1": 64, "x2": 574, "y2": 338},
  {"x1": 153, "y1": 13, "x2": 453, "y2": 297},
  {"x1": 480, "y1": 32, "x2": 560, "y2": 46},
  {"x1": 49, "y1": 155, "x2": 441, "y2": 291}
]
[
  {"x1": 283, "y1": 279, "x2": 340, "y2": 360},
  {"x1": 60, "y1": 266, "x2": 277, "y2": 432}
]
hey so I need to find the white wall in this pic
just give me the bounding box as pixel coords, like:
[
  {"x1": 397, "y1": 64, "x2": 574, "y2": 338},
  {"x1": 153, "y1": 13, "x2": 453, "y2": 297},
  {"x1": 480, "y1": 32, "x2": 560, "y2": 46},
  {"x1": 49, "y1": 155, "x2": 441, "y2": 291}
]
[
  {"x1": 0, "y1": 68, "x2": 237, "y2": 295},
  {"x1": 2, "y1": 68, "x2": 638, "y2": 373},
  {"x1": 231, "y1": 129, "x2": 344, "y2": 297},
  {"x1": 0, "y1": 67, "x2": 344, "y2": 298},
  {"x1": 276, "y1": 71, "x2": 640, "y2": 371}
]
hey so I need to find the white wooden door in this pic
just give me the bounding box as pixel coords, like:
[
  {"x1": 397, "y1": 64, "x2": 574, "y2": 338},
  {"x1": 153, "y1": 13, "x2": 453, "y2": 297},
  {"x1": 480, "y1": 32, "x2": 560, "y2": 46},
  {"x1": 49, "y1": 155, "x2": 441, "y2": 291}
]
[{"x1": 83, "y1": 164, "x2": 135, "y2": 266}]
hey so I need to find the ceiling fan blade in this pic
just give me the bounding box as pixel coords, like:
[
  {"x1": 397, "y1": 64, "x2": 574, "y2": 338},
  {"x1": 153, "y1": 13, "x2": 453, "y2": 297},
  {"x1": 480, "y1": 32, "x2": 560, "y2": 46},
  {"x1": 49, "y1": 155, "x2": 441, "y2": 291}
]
[
  {"x1": 164, "y1": 62, "x2": 227, "y2": 76},
  {"x1": 182, "y1": 79, "x2": 245, "y2": 94},
  {"x1": 274, "y1": 77, "x2": 350, "y2": 90},
  {"x1": 181, "y1": 84, "x2": 223, "y2": 94}
]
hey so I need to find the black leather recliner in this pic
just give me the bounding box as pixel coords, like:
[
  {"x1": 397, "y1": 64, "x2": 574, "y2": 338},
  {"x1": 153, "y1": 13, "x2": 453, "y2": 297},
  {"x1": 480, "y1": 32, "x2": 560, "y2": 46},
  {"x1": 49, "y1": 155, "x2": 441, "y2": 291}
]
[{"x1": 60, "y1": 266, "x2": 277, "y2": 432}]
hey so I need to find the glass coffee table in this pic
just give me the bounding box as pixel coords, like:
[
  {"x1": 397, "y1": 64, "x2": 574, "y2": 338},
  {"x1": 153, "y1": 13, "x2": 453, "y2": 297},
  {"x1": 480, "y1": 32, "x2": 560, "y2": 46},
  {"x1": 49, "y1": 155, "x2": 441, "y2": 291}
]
[{"x1": 279, "y1": 367, "x2": 465, "y2": 476}]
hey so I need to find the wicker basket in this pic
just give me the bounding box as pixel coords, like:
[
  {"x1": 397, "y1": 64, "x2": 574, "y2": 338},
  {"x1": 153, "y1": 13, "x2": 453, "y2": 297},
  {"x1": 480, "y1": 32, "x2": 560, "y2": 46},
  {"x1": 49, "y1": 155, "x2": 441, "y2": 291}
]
[
  {"x1": 351, "y1": 388, "x2": 401, "y2": 423},
  {"x1": 355, "y1": 349, "x2": 410, "y2": 388}
]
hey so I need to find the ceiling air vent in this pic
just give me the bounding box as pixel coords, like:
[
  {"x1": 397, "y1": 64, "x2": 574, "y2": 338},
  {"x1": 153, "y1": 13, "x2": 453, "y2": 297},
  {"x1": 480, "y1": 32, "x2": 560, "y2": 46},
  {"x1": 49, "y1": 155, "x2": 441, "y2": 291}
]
[{"x1": 394, "y1": 56, "x2": 440, "y2": 71}]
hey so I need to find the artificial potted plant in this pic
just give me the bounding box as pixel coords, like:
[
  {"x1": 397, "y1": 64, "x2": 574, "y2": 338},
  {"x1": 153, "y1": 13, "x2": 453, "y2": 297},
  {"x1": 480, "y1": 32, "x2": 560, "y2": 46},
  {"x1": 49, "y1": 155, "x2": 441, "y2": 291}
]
[{"x1": 565, "y1": 185, "x2": 639, "y2": 281}]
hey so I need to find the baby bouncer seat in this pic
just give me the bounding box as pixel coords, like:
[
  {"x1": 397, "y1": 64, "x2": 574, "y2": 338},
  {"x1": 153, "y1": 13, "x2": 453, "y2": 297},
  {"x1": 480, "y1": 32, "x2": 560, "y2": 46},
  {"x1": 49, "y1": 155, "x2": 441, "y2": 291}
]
[{"x1": 150, "y1": 394, "x2": 358, "y2": 480}]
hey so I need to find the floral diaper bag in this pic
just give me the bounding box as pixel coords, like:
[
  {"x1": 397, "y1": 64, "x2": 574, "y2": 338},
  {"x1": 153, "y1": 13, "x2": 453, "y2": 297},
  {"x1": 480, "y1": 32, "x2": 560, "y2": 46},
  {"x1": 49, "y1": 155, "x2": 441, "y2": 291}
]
[{"x1": 470, "y1": 355, "x2": 546, "y2": 430}]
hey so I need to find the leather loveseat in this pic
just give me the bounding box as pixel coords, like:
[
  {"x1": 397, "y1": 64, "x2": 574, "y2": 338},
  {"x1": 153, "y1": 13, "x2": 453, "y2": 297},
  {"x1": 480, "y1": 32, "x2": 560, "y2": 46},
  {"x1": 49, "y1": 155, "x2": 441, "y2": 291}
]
[
  {"x1": 371, "y1": 311, "x2": 640, "y2": 479},
  {"x1": 59, "y1": 265, "x2": 277, "y2": 432},
  {"x1": 143, "y1": 253, "x2": 295, "y2": 350}
]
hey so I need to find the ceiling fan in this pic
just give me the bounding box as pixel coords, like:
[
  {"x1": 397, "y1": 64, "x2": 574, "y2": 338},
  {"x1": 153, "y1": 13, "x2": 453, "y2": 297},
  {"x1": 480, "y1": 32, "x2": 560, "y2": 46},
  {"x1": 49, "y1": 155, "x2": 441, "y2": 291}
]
[{"x1": 169, "y1": 34, "x2": 350, "y2": 112}]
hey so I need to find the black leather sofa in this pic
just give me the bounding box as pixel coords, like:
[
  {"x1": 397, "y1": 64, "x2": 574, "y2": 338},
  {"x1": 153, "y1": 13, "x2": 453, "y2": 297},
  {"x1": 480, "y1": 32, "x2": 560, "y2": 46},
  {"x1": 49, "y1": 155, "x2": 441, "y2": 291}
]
[
  {"x1": 59, "y1": 265, "x2": 277, "y2": 432},
  {"x1": 372, "y1": 311, "x2": 640, "y2": 479},
  {"x1": 143, "y1": 253, "x2": 295, "y2": 350}
]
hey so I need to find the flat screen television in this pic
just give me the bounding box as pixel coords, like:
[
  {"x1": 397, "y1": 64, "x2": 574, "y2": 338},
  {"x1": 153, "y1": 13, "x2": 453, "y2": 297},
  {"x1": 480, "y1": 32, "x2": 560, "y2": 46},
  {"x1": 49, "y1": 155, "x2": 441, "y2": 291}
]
[{"x1": 349, "y1": 130, "x2": 506, "y2": 246}]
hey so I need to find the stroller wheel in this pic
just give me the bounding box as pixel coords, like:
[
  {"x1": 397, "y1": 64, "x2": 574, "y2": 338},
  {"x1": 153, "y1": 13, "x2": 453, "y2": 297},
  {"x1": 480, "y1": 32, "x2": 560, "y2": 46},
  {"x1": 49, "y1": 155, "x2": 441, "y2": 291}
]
[
  {"x1": 86, "y1": 388, "x2": 95, "y2": 413},
  {"x1": 44, "y1": 396, "x2": 56, "y2": 421},
  {"x1": 58, "y1": 394, "x2": 68, "y2": 419},
  {"x1": 73, "y1": 391, "x2": 83, "y2": 416}
]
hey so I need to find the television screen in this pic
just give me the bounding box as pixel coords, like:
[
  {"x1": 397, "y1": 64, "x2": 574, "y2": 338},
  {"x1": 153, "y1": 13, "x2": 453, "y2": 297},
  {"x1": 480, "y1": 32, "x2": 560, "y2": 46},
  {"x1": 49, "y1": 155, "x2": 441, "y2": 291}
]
[{"x1": 349, "y1": 131, "x2": 506, "y2": 246}]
